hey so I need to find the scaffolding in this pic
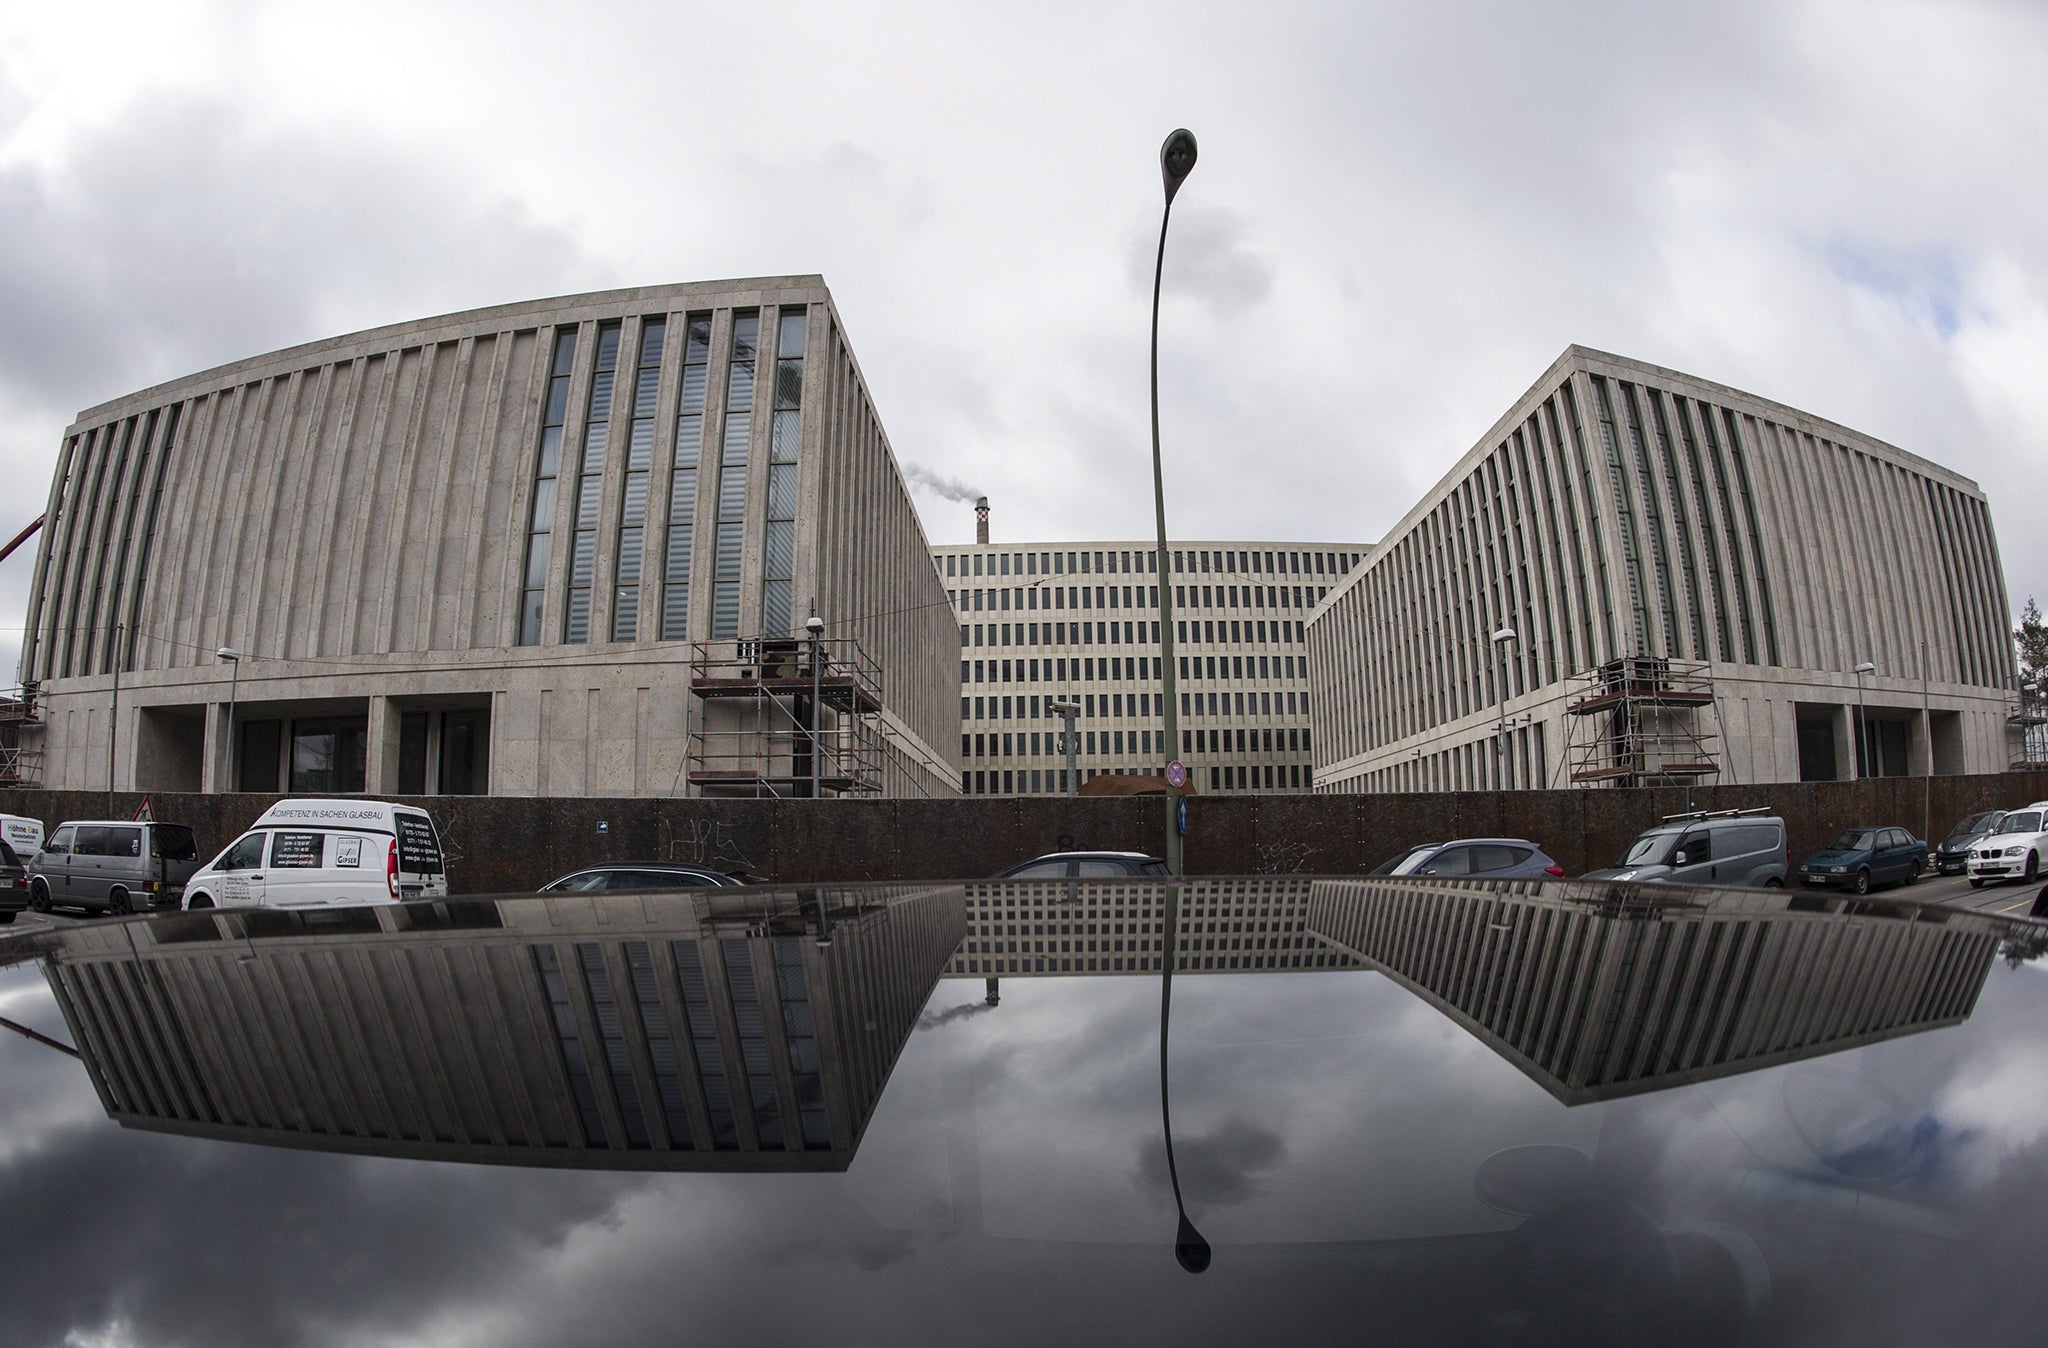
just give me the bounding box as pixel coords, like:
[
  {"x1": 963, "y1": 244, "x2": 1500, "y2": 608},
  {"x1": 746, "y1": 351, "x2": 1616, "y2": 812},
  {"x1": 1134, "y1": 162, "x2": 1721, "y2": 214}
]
[
  {"x1": 2012, "y1": 685, "x2": 2048, "y2": 769},
  {"x1": 0, "y1": 683, "x2": 41, "y2": 788},
  {"x1": 1564, "y1": 657, "x2": 1721, "y2": 788},
  {"x1": 687, "y1": 638, "x2": 887, "y2": 797}
]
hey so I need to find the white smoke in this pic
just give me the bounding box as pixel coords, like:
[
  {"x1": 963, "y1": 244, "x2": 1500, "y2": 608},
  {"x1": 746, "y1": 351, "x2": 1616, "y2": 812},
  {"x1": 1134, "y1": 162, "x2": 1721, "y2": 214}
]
[{"x1": 902, "y1": 462, "x2": 983, "y2": 504}]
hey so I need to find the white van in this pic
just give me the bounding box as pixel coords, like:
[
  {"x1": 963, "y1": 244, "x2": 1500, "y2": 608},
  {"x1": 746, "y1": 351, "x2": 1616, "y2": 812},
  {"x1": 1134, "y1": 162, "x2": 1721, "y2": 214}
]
[
  {"x1": 1, "y1": 813, "x2": 44, "y2": 857},
  {"x1": 184, "y1": 799, "x2": 448, "y2": 909}
]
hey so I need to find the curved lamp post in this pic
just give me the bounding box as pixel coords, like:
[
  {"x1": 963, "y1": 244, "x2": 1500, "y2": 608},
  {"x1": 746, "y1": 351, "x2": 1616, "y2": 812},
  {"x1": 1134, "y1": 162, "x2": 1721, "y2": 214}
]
[
  {"x1": 217, "y1": 647, "x2": 243, "y2": 791},
  {"x1": 1151, "y1": 128, "x2": 1197, "y2": 877},
  {"x1": 1854, "y1": 660, "x2": 1875, "y2": 779}
]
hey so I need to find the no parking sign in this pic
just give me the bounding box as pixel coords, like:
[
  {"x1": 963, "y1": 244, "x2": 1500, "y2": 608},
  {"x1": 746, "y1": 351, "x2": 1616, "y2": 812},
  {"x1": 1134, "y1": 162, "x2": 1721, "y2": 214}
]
[{"x1": 1165, "y1": 760, "x2": 1187, "y2": 789}]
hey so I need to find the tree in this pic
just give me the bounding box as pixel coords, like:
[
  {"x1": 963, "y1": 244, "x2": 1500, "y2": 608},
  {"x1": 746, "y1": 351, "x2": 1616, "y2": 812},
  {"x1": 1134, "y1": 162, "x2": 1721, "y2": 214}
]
[{"x1": 2019, "y1": 597, "x2": 2048, "y2": 687}]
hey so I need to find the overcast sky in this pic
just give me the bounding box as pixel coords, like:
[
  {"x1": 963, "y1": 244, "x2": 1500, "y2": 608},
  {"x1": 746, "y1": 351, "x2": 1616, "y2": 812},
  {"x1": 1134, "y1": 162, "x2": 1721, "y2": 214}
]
[{"x1": 3, "y1": 0, "x2": 2044, "y2": 683}]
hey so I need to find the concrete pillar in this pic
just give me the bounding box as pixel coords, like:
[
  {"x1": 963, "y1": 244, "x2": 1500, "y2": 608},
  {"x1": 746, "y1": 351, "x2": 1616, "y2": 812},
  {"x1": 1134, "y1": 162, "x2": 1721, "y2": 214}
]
[
  {"x1": 366, "y1": 696, "x2": 402, "y2": 795},
  {"x1": 1835, "y1": 703, "x2": 1857, "y2": 781}
]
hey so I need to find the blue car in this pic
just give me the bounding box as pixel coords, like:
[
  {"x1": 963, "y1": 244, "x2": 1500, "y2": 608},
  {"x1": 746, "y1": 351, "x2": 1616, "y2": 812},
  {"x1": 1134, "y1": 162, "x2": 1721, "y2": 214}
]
[{"x1": 1798, "y1": 826, "x2": 1926, "y2": 895}]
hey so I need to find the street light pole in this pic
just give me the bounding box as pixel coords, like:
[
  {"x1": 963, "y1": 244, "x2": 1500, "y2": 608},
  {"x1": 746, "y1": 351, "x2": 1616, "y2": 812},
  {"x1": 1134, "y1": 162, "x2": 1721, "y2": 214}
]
[
  {"x1": 1491, "y1": 627, "x2": 1516, "y2": 790},
  {"x1": 1151, "y1": 128, "x2": 1197, "y2": 877},
  {"x1": 1050, "y1": 700, "x2": 1081, "y2": 796},
  {"x1": 1854, "y1": 660, "x2": 1875, "y2": 780},
  {"x1": 216, "y1": 647, "x2": 242, "y2": 792},
  {"x1": 806, "y1": 616, "x2": 825, "y2": 799}
]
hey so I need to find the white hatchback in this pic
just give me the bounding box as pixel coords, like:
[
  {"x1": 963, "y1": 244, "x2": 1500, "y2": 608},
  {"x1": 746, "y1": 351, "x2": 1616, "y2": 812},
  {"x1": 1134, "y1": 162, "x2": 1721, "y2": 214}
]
[
  {"x1": 1968, "y1": 802, "x2": 2048, "y2": 888},
  {"x1": 184, "y1": 799, "x2": 448, "y2": 909}
]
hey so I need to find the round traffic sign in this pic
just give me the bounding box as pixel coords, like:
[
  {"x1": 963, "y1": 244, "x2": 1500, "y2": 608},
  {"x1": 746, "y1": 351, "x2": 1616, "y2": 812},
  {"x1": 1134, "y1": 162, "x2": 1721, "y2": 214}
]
[{"x1": 1165, "y1": 760, "x2": 1188, "y2": 789}]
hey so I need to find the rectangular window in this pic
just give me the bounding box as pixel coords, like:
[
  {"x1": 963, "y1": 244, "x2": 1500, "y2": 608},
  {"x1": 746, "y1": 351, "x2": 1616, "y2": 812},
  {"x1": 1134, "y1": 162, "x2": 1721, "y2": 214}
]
[
  {"x1": 612, "y1": 316, "x2": 664, "y2": 641},
  {"x1": 711, "y1": 311, "x2": 759, "y2": 638},
  {"x1": 761, "y1": 307, "x2": 806, "y2": 634},
  {"x1": 660, "y1": 315, "x2": 712, "y2": 640},
  {"x1": 564, "y1": 322, "x2": 622, "y2": 643},
  {"x1": 519, "y1": 329, "x2": 578, "y2": 644}
]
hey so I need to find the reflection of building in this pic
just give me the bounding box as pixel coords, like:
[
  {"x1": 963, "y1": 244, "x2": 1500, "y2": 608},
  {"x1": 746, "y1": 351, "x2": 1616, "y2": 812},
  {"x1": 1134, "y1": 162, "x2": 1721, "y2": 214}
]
[
  {"x1": 41, "y1": 887, "x2": 963, "y2": 1170},
  {"x1": 19, "y1": 280, "x2": 958, "y2": 798},
  {"x1": 1309, "y1": 347, "x2": 2016, "y2": 792},
  {"x1": 932, "y1": 516, "x2": 1369, "y2": 796},
  {"x1": 1308, "y1": 879, "x2": 2002, "y2": 1103},
  {"x1": 945, "y1": 877, "x2": 1361, "y2": 977}
]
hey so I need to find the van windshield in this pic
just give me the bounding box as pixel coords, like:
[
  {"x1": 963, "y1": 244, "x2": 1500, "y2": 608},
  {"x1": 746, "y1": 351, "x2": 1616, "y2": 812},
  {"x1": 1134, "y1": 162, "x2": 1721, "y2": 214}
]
[
  {"x1": 151, "y1": 826, "x2": 199, "y2": 861},
  {"x1": 1618, "y1": 833, "x2": 1677, "y2": 867}
]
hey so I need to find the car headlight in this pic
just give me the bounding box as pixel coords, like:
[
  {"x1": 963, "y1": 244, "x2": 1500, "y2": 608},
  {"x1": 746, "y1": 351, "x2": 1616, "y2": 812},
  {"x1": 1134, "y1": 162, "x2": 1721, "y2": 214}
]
[
  {"x1": 1829, "y1": 865, "x2": 1845, "y2": 874},
  {"x1": 2008, "y1": 845, "x2": 2026, "y2": 857}
]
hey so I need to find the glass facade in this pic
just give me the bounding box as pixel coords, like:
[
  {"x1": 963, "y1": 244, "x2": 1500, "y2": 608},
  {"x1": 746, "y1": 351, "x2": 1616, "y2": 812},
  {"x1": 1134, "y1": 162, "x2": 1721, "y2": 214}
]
[
  {"x1": 762, "y1": 308, "x2": 806, "y2": 635},
  {"x1": 564, "y1": 322, "x2": 622, "y2": 643},
  {"x1": 660, "y1": 315, "x2": 712, "y2": 641},
  {"x1": 611, "y1": 317, "x2": 664, "y2": 642},
  {"x1": 710, "y1": 311, "x2": 758, "y2": 639}
]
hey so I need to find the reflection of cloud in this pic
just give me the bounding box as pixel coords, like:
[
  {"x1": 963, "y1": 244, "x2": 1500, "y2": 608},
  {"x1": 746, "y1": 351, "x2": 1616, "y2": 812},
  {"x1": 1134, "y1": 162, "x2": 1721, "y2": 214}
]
[{"x1": 1135, "y1": 1118, "x2": 1287, "y2": 1208}]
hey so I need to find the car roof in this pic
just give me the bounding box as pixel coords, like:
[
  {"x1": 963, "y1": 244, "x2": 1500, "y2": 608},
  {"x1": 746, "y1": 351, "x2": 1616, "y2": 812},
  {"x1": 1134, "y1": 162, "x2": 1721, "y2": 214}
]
[
  {"x1": 1427, "y1": 838, "x2": 1546, "y2": 849},
  {"x1": 1021, "y1": 851, "x2": 1160, "y2": 861},
  {"x1": 48, "y1": 819, "x2": 173, "y2": 828}
]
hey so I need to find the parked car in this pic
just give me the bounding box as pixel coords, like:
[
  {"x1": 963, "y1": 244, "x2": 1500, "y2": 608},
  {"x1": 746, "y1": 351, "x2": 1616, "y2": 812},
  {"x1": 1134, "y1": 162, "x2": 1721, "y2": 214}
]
[
  {"x1": 1967, "y1": 803, "x2": 2048, "y2": 888},
  {"x1": 184, "y1": 799, "x2": 446, "y2": 909},
  {"x1": 27, "y1": 820, "x2": 203, "y2": 915},
  {"x1": 1581, "y1": 808, "x2": 1789, "y2": 887},
  {"x1": 539, "y1": 862, "x2": 747, "y2": 892},
  {"x1": 1934, "y1": 810, "x2": 2005, "y2": 876},
  {"x1": 1798, "y1": 827, "x2": 1927, "y2": 894},
  {"x1": 1369, "y1": 843, "x2": 1440, "y2": 876},
  {"x1": 994, "y1": 852, "x2": 1170, "y2": 879},
  {"x1": 1397, "y1": 839, "x2": 1565, "y2": 879},
  {"x1": 0, "y1": 839, "x2": 27, "y2": 923}
]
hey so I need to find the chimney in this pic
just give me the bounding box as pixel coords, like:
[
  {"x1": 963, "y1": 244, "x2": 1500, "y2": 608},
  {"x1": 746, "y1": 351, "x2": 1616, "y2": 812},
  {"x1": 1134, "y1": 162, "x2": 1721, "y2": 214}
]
[{"x1": 974, "y1": 496, "x2": 990, "y2": 545}]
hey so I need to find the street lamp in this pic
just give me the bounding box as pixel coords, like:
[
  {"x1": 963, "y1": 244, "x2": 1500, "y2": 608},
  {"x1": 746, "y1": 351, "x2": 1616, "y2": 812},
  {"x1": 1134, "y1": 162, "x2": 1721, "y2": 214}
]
[
  {"x1": 1150, "y1": 127, "x2": 1197, "y2": 877},
  {"x1": 1491, "y1": 627, "x2": 1516, "y2": 790},
  {"x1": 216, "y1": 647, "x2": 242, "y2": 792},
  {"x1": 1049, "y1": 699, "x2": 1081, "y2": 796},
  {"x1": 805, "y1": 616, "x2": 826, "y2": 799},
  {"x1": 1853, "y1": 660, "x2": 1875, "y2": 780}
]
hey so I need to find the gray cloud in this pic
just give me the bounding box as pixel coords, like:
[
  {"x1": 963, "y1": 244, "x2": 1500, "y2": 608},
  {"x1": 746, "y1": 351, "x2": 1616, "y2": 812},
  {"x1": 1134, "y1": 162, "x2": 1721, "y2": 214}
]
[
  {"x1": 1125, "y1": 206, "x2": 1276, "y2": 316},
  {"x1": 1134, "y1": 1116, "x2": 1288, "y2": 1207}
]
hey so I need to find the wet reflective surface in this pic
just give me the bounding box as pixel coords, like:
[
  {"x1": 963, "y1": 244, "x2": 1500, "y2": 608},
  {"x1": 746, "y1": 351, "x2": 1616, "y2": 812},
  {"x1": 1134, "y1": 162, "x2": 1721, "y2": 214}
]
[{"x1": 3, "y1": 878, "x2": 2046, "y2": 1346}]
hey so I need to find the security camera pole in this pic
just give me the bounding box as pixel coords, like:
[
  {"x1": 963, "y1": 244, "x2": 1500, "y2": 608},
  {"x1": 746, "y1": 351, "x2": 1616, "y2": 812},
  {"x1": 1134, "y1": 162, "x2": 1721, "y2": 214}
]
[
  {"x1": 1049, "y1": 699, "x2": 1081, "y2": 795},
  {"x1": 1151, "y1": 128, "x2": 1198, "y2": 877},
  {"x1": 806, "y1": 615, "x2": 826, "y2": 799}
]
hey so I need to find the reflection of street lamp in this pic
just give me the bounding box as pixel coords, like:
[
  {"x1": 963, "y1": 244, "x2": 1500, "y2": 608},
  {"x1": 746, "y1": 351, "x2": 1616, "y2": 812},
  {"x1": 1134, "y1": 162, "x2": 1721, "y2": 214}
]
[
  {"x1": 1854, "y1": 661, "x2": 1876, "y2": 780},
  {"x1": 1150, "y1": 128, "x2": 1197, "y2": 877},
  {"x1": 1048, "y1": 700, "x2": 1081, "y2": 796},
  {"x1": 1158, "y1": 880, "x2": 1210, "y2": 1274},
  {"x1": 1491, "y1": 628, "x2": 1516, "y2": 790},
  {"x1": 217, "y1": 647, "x2": 243, "y2": 791}
]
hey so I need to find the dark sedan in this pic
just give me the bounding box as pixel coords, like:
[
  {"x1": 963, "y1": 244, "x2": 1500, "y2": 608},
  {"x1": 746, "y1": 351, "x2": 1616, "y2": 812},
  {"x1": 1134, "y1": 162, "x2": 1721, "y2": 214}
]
[
  {"x1": 1798, "y1": 826, "x2": 1926, "y2": 894},
  {"x1": 1934, "y1": 810, "x2": 2005, "y2": 875},
  {"x1": 538, "y1": 862, "x2": 748, "y2": 892},
  {"x1": 0, "y1": 839, "x2": 26, "y2": 922}
]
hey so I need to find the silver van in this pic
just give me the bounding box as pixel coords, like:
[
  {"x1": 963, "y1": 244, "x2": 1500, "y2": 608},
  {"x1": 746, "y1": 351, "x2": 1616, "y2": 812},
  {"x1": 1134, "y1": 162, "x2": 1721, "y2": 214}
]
[
  {"x1": 1581, "y1": 808, "x2": 1789, "y2": 887},
  {"x1": 28, "y1": 820, "x2": 204, "y2": 915}
]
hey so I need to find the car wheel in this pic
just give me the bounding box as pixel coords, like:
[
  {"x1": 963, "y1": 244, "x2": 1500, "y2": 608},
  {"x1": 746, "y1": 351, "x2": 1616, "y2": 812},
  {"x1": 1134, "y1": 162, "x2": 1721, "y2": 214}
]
[
  {"x1": 28, "y1": 880, "x2": 51, "y2": 913},
  {"x1": 1763, "y1": 878, "x2": 1783, "y2": 889},
  {"x1": 2028, "y1": 854, "x2": 2041, "y2": 884},
  {"x1": 107, "y1": 887, "x2": 131, "y2": 916},
  {"x1": 1853, "y1": 869, "x2": 1870, "y2": 896},
  {"x1": 1903, "y1": 863, "x2": 1918, "y2": 885},
  {"x1": 1970, "y1": 878, "x2": 1985, "y2": 889},
  {"x1": 186, "y1": 893, "x2": 214, "y2": 910}
]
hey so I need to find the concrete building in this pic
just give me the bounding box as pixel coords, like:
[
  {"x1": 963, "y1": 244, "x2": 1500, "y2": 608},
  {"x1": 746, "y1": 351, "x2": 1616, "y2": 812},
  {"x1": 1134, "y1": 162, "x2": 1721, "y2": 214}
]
[
  {"x1": 933, "y1": 508, "x2": 1369, "y2": 795},
  {"x1": 1309, "y1": 347, "x2": 2017, "y2": 793},
  {"x1": 17, "y1": 280, "x2": 960, "y2": 800}
]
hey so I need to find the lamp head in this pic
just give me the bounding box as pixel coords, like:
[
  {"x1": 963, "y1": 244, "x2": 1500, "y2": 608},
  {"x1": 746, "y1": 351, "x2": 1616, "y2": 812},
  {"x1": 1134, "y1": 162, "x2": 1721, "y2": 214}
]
[
  {"x1": 805, "y1": 616, "x2": 825, "y2": 636},
  {"x1": 1160, "y1": 129, "x2": 1198, "y2": 205},
  {"x1": 1491, "y1": 628, "x2": 1516, "y2": 644},
  {"x1": 1854, "y1": 661, "x2": 1876, "y2": 674},
  {"x1": 216, "y1": 647, "x2": 242, "y2": 662},
  {"x1": 1049, "y1": 700, "x2": 1081, "y2": 715}
]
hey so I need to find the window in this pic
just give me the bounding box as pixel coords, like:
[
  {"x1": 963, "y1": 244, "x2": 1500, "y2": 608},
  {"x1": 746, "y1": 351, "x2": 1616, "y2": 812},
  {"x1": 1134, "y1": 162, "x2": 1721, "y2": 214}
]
[
  {"x1": 519, "y1": 329, "x2": 577, "y2": 644},
  {"x1": 611, "y1": 317, "x2": 664, "y2": 640},
  {"x1": 762, "y1": 308, "x2": 805, "y2": 633},
  {"x1": 659, "y1": 316, "x2": 712, "y2": 640},
  {"x1": 564, "y1": 321, "x2": 621, "y2": 643},
  {"x1": 710, "y1": 311, "x2": 759, "y2": 638}
]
